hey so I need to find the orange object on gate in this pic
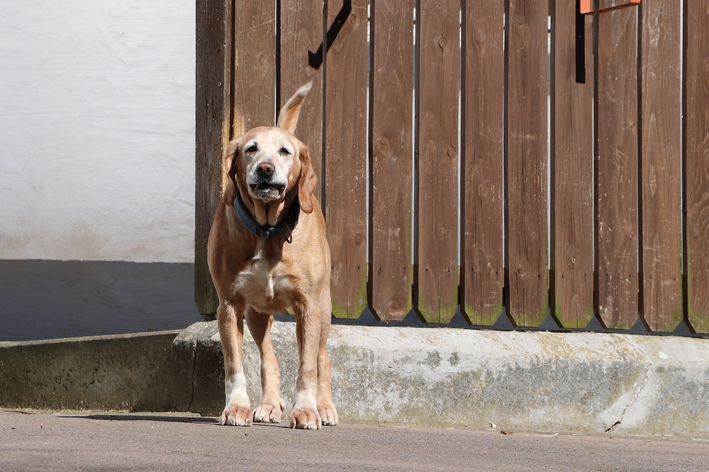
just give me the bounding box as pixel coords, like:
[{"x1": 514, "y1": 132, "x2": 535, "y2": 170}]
[{"x1": 580, "y1": 0, "x2": 640, "y2": 15}]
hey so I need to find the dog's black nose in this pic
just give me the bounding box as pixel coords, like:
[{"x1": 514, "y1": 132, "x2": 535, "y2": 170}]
[{"x1": 256, "y1": 162, "x2": 275, "y2": 179}]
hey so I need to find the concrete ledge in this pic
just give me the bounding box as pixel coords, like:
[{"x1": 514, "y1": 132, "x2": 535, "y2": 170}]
[
  {"x1": 2, "y1": 322, "x2": 709, "y2": 438},
  {"x1": 0, "y1": 331, "x2": 192, "y2": 411},
  {"x1": 176, "y1": 321, "x2": 709, "y2": 438}
]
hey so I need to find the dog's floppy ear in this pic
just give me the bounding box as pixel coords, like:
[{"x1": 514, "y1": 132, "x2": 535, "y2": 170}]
[
  {"x1": 221, "y1": 140, "x2": 239, "y2": 205},
  {"x1": 277, "y1": 82, "x2": 312, "y2": 134},
  {"x1": 297, "y1": 146, "x2": 317, "y2": 214}
]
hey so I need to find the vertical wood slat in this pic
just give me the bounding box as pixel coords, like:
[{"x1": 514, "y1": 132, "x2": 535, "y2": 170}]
[
  {"x1": 596, "y1": 7, "x2": 639, "y2": 330},
  {"x1": 370, "y1": 0, "x2": 414, "y2": 321},
  {"x1": 232, "y1": 2, "x2": 276, "y2": 136},
  {"x1": 505, "y1": 0, "x2": 549, "y2": 327},
  {"x1": 416, "y1": 0, "x2": 460, "y2": 323},
  {"x1": 462, "y1": 0, "x2": 504, "y2": 326},
  {"x1": 552, "y1": 1, "x2": 594, "y2": 328},
  {"x1": 195, "y1": 0, "x2": 232, "y2": 320},
  {"x1": 199, "y1": 0, "x2": 705, "y2": 335},
  {"x1": 280, "y1": 0, "x2": 324, "y2": 202},
  {"x1": 640, "y1": 0, "x2": 682, "y2": 332},
  {"x1": 686, "y1": 1, "x2": 709, "y2": 333},
  {"x1": 325, "y1": 0, "x2": 368, "y2": 318}
]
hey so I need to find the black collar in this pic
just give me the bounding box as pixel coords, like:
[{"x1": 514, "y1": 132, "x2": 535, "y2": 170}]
[{"x1": 233, "y1": 188, "x2": 300, "y2": 243}]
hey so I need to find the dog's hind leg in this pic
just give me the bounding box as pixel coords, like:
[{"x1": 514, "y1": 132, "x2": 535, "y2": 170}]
[
  {"x1": 218, "y1": 301, "x2": 252, "y2": 426},
  {"x1": 245, "y1": 307, "x2": 286, "y2": 423}
]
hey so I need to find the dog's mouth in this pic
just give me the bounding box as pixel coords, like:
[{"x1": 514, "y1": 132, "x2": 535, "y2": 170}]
[{"x1": 249, "y1": 183, "x2": 286, "y2": 200}]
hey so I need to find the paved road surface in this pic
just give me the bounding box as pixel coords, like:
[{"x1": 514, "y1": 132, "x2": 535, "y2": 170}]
[{"x1": 2, "y1": 410, "x2": 708, "y2": 471}]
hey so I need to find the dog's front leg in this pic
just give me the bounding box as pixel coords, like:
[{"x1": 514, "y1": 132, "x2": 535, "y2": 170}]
[
  {"x1": 316, "y1": 312, "x2": 338, "y2": 426},
  {"x1": 291, "y1": 298, "x2": 323, "y2": 430},
  {"x1": 245, "y1": 307, "x2": 286, "y2": 423},
  {"x1": 315, "y1": 289, "x2": 338, "y2": 425},
  {"x1": 218, "y1": 301, "x2": 252, "y2": 426}
]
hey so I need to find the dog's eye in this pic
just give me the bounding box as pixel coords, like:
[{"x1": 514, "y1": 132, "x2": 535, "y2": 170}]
[
  {"x1": 245, "y1": 145, "x2": 257, "y2": 153},
  {"x1": 279, "y1": 148, "x2": 291, "y2": 156}
]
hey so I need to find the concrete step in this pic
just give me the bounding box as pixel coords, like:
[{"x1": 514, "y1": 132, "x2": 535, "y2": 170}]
[{"x1": 2, "y1": 321, "x2": 709, "y2": 438}]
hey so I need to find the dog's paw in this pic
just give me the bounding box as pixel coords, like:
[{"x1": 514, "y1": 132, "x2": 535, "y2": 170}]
[
  {"x1": 221, "y1": 405, "x2": 253, "y2": 426},
  {"x1": 253, "y1": 399, "x2": 285, "y2": 423},
  {"x1": 318, "y1": 401, "x2": 338, "y2": 426},
  {"x1": 290, "y1": 408, "x2": 321, "y2": 430}
]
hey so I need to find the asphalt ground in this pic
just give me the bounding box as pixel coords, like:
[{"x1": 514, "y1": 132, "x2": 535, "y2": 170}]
[{"x1": 1, "y1": 410, "x2": 708, "y2": 471}]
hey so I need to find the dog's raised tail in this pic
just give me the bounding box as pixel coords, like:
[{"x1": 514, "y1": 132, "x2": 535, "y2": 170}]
[{"x1": 276, "y1": 82, "x2": 312, "y2": 134}]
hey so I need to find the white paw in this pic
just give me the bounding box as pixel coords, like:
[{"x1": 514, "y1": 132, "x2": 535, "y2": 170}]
[
  {"x1": 221, "y1": 405, "x2": 252, "y2": 426},
  {"x1": 290, "y1": 408, "x2": 321, "y2": 430}
]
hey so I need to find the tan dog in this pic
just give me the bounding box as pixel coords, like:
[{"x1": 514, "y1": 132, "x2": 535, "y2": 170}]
[{"x1": 207, "y1": 83, "x2": 337, "y2": 430}]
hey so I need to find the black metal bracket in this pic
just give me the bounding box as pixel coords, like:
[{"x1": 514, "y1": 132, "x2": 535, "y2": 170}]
[
  {"x1": 575, "y1": 0, "x2": 641, "y2": 83},
  {"x1": 576, "y1": 1, "x2": 586, "y2": 83},
  {"x1": 307, "y1": 0, "x2": 352, "y2": 70}
]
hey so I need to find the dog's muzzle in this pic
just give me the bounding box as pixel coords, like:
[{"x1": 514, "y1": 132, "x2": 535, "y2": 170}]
[
  {"x1": 248, "y1": 162, "x2": 286, "y2": 200},
  {"x1": 249, "y1": 182, "x2": 286, "y2": 200}
]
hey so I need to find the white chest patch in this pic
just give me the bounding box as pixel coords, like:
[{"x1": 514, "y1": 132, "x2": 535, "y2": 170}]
[{"x1": 233, "y1": 242, "x2": 291, "y2": 313}]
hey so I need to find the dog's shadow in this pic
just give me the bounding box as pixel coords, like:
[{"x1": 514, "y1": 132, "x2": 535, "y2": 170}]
[{"x1": 60, "y1": 414, "x2": 291, "y2": 428}]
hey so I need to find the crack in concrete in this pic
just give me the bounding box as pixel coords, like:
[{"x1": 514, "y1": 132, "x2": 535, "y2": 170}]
[
  {"x1": 606, "y1": 338, "x2": 654, "y2": 433},
  {"x1": 605, "y1": 421, "x2": 621, "y2": 433},
  {"x1": 186, "y1": 342, "x2": 197, "y2": 412}
]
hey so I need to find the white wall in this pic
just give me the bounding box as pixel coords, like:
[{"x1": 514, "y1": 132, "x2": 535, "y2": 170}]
[{"x1": 0, "y1": 0, "x2": 195, "y2": 263}]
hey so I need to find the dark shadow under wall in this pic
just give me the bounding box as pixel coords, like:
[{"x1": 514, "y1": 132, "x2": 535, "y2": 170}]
[
  {"x1": 0, "y1": 260, "x2": 200, "y2": 342},
  {"x1": 1, "y1": 260, "x2": 702, "y2": 343}
]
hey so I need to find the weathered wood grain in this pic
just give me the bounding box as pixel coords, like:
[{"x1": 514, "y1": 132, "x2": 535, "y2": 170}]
[
  {"x1": 280, "y1": 0, "x2": 324, "y2": 202},
  {"x1": 232, "y1": 1, "x2": 276, "y2": 136},
  {"x1": 462, "y1": 0, "x2": 504, "y2": 326},
  {"x1": 505, "y1": 0, "x2": 549, "y2": 327},
  {"x1": 686, "y1": 1, "x2": 709, "y2": 333},
  {"x1": 551, "y1": 0, "x2": 594, "y2": 328},
  {"x1": 370, "y1": 0, "x2": 414, "y2": 321},
  {"x1": 640, "y1": 0, "x2": 682, "y2": 332},
  {"x1": 595, "y1": 7, "x2": 639, "y2": 330},
  {"x1": 325, "y1": 0, "x2": 368, "y2": 319},
  {"x1": 416, "y1": 0, "x2": 460, "y2": 324},
  {"x1": 195, "y1": 0, "x2": 232, "y2": 320}
]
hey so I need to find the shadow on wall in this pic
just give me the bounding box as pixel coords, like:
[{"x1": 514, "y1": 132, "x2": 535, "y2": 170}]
[
  {"x1": 0, "y1": 260, "x2": 200, "y2": 342},
  {"x1": 2, "y1": 260, "x2": 701, "y2": 343}
]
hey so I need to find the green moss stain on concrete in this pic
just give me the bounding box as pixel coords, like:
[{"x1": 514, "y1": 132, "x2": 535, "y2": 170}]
[
  {"x1": 622, "y1": 365, "x2": 709, "y2": 437},
  {"x1": 328, "y1": 337, "x2": 651, "y2": 434}
]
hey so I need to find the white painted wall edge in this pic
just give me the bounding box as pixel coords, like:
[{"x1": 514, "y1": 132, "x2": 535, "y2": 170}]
[{"x1": 0, "y1": 0, "x2": 196, "y2": 263}]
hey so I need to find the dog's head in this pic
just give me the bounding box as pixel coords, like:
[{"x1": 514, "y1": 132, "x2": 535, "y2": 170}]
[{"x1": 222, "y1": 83, "x2": 317, "y2": 213}]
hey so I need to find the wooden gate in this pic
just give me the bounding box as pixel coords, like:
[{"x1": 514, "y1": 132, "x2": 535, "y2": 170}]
[{"x1": 196, "y1": 0, "x2": 709, "y2": 334}]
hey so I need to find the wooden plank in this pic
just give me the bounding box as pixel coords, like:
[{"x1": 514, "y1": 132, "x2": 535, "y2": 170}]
[
  {"x1": 232, "y1": 1, "x2": 276, "y2": 136},
  {"x1": 325, "y1": 0, "x2": 368, "y2": 319},
  {"x1": 686, "y1": 1, "x2": 709, "y2": 333},
  {"x1": 595, "y1": 7, "x2": 639, "y2": 330},
  {"x1": 416, "y1": 0, "x2": 460, "y2": 324},
  {"x1": 370, "y1": 0, "x2": 414, "y2": 321},
  {"x1": 505, "y1": 0, "x2": 549, "y2": 327},
  {"x1": 462, "y1": 0, "x2": 504, "y2": 326},
  {"x1": 195, "y1": 0, "x2": 232, "y2": 320},
  {"x1": 551, "y1": 0, "x2": 594, "y2": 328},
  {"x1": 640, "y1": 0, "x2": 682, "y2": 332},
  {"x1": 280, "y1": 0, "x2": 324, "y2": 202}
]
